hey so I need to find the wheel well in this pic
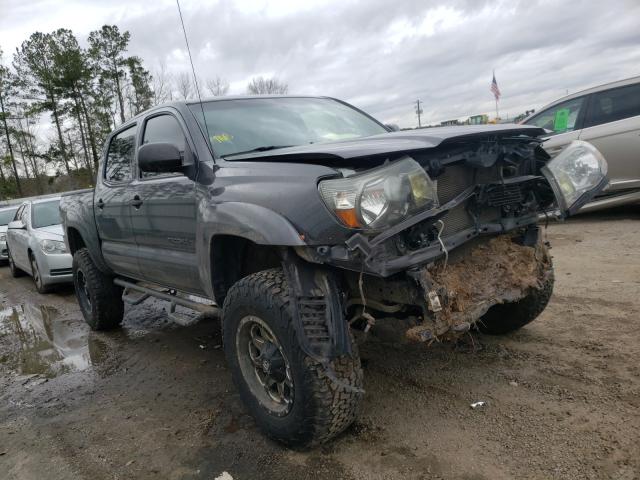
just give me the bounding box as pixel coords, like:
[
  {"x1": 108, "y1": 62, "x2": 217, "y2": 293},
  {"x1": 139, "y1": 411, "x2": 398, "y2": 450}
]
[
  {"x1": 211, "y1": 235, "x2": 282, "y2": 305},
  {"x1": 66, "y1": 227, "x2": 86, "y2": 255}
]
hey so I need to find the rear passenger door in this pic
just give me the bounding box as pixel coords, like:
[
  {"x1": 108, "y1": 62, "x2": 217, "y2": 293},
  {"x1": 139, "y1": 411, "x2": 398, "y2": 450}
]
[
  {"x1": 94, "y1": 124, "x2": 140, "y2": 278},
  {"x1": 131, "y1": 112, "x2": 201, "y2": 294},
  {"x1": 579, "y1": 82, "x2": 640, "y2": 192},
  {"x1": 525, "y1": 96, "x2": 587, "y2": 157}
]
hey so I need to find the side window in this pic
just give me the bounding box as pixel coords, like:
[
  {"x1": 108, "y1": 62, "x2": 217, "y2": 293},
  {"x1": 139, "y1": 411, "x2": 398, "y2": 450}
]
[
  {"x1": 105, "y1": 125, "x2": 137, "y2": 183},
  {"x1": 584, "y1": 83, "x2": 640, "y2": 128},
  {"x1": 526, "y1": 97, "x2": 585, "y2": 136},
  {"x1": 141, "y1": 114, "x2": 186, "y2": 178}
]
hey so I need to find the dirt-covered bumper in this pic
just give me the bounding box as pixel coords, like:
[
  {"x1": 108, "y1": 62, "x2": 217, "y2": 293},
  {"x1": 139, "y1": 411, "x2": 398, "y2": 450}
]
[{"x1": 405, "y1": 232, "x2": 552, "y2": 342}]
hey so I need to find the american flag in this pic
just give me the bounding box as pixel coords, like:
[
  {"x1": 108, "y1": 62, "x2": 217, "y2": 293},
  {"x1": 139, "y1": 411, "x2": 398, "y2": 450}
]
[{"x1": 490, "y1": 72, "x2": 501, "y2": 100}]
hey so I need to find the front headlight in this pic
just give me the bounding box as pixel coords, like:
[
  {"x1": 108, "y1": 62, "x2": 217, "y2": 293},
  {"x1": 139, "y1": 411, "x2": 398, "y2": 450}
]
[
  {"x1": 39, "y1": 239, "x2": 67, "y2": 254},
  {"x1": 318, "y1": 157, "x2": 438, "y2": 230},
  {"x1": 0, "y1": 233, "x2": 6, "y2": 242},
  {"x1": 541, "y1": 140, "x2": 608, "y2": 217}
]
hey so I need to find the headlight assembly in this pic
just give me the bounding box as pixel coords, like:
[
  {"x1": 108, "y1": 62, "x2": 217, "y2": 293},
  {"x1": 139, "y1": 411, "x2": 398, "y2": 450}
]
[
  {"x1": 541, "y1": 140, "x2": 608, "y2": 217},
  {"x1": 0, "y1": 233, "x2": 6, "y2": 242},
  {"x1": 318, "y1": 157, "x2": 438, "y2": 230},
  {"x1": 39, "y1": 239, "x2": 67, "y2": 254}
]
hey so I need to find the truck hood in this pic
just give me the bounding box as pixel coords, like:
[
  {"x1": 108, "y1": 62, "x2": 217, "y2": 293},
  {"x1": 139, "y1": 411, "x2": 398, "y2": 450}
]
[{"x1": 224, "y1": 124, "x2": 547, "y2": 163}]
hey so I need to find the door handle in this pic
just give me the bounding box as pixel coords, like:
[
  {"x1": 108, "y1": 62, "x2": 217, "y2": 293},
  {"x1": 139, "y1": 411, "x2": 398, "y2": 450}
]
[
  {"x1": 96, "y1": 199, "x2": 105, "y2": 209},
  {"x1": 131, "y1": 195, "x2": 143, "y2": 208}
]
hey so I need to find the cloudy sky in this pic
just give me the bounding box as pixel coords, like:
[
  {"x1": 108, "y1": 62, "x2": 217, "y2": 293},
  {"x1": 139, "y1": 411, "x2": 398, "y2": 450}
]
[{"x1": 1, "y1": 0, "x2": 639, "y2": 128}]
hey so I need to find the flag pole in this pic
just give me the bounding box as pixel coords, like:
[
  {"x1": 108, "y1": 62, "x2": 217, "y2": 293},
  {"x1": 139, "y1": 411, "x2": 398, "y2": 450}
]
[{"x1": 495, "y1": 98, "x2": 499, "y2": 120}]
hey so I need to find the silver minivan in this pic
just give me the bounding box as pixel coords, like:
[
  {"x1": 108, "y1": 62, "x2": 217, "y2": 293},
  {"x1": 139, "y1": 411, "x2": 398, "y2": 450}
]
[{"x1": 523, "y1": 76, "x2": 640, "y2": 212}]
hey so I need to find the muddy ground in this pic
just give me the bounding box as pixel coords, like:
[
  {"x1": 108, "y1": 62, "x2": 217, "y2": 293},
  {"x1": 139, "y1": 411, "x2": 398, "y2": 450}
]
[{"x1": 1, "y1": 208, "x2": 639, "y2": 480}]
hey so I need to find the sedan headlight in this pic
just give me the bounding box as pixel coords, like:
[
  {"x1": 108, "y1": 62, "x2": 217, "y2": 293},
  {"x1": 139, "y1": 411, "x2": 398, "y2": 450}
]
[
  {"x1": 541, "y1": 140, "x2": 608, "y2": 217},
  {"x1": 0, "y1": 233, "x2": 5, "y2": 242},
  {"x1": 39, "y1": 239, "x2": 67, "y2": 254},
  {"x1": 319, "y1": 157, "x2": 438, "y2": 230}
]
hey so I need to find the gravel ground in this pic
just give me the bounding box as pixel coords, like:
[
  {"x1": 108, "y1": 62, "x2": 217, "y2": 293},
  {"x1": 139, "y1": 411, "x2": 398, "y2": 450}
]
[{"x1": 1, "y1": 208, "x2": 639, "y2": 480}]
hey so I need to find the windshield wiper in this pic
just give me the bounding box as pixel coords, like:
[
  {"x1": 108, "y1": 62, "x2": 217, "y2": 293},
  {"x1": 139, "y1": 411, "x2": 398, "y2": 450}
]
[{"x1": 222, "y1": 145, "x2": 295, "y2": 158}]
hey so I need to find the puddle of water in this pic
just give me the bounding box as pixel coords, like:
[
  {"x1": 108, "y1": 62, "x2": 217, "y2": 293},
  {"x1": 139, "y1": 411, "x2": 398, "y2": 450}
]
[{"x1": 0, "y1": 304, "x2": 107, "y2": 378}]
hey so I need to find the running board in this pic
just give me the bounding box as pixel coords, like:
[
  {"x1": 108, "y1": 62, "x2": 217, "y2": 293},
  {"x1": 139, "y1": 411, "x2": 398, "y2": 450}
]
[{"x1": 114, "y1": 278, "x2": 220, "y2": 317}]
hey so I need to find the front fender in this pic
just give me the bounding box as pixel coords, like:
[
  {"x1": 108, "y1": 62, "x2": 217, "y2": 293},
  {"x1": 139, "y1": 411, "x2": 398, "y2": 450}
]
[{"x1": 196, "y1": 201, "x2": 306, "y2": 299}]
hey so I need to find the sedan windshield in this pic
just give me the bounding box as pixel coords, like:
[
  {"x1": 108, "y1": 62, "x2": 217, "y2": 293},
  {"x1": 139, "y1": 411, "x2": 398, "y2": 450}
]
[
  {"x1": 0, "y1": 207, "x2": 18, "y2": 226},
  {"x1": 189, "y1": 97, "x2": 388, "y2": 158},
  {"x1": 32, "y1": 200, "x2": 61, "y2": 229}
]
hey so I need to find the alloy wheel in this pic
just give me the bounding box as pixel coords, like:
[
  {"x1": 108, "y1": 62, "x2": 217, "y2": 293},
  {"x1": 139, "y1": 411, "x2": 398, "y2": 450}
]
[{"x1": 235, "y1": 315, "x2": 294, "y2": 416}]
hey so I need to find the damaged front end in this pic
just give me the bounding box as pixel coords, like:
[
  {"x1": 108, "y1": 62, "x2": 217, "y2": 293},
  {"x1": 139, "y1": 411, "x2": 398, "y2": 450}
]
[{"x1": 300, "y1": 136, "x2": 607, "y2": 348}]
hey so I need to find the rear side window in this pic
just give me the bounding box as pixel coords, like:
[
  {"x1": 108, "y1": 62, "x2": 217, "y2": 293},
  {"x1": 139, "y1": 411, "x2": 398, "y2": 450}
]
[
  {"x1": 525, "y1": 97, "x2": 585, "y2": 136},
  {"x1": 105, "y1": 125, "x2": 137, "y2": 183},
  {"x1": 141, "y1": 115, "x2": 186, "y2": 178},
  {"x1": 584, "y1": 83, "x2": 640, "y2": 128}
]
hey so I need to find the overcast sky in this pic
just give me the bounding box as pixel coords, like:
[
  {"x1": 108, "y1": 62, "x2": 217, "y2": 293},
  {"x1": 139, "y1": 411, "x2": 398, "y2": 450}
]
[{"x1": 1, "y1": 0, "x2": 639, "y2": 128}]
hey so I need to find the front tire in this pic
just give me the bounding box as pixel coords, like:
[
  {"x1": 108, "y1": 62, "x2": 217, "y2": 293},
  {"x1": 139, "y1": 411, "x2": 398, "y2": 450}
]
[
  {"x1": 8, "y1": 249, "x2": 24, "y2": 278},
  {"x1": 222, "y1": 268, "x2": 363, "y2": 448},
  {"x1": 477, "y1": 271, "x2": 555, "y2": 335},
  {"x1": 73, "y1": 248, "x2": 124, "y2": 330},
  {"x1": 30, "y1": 254, "x2": 50, "y2": 294}
]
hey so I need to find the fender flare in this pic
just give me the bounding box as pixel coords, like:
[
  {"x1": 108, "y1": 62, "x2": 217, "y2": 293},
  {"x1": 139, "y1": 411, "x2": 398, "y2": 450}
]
[{"x1": 197, "y1": 202, "x2": 306, "y2": 299}]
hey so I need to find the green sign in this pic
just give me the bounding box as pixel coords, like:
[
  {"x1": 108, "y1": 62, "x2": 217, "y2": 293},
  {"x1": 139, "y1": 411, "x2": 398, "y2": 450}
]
[{"x1": 554, "y1": 108, "x2": 570, "y2": 132}]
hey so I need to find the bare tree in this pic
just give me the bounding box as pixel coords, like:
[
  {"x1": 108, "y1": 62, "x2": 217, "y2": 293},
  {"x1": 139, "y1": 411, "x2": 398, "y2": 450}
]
[
  {"x1": 246, "y1": 76, "x2": 288, "y2": 95},
  {"x1": 205, "y1": 76, "x2": 229, "y2": 96},
  {"x1": 152, "y1": 61, "x2": 173, "y2": 105},
  {"x1": 176, "y1": 71, "x2": 193, "y2": 100}
]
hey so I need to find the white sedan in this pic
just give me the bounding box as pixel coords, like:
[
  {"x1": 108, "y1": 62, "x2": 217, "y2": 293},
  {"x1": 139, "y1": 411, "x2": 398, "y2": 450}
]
[{"x1": 6, "y1": 197, "x2": 73, "y2": 293}]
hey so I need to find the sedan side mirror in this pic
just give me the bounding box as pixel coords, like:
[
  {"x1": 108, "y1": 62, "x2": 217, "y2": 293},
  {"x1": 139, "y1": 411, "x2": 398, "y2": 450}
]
[
  {"x1": 385, "y1": 123, "x2": 400, "y2": 132},
  {"x1": 138, "y1": 142, "x2": 184, "y2": 173},
  {"x1": 8, "y1": 220, "x2": 25, "y2": 230}
]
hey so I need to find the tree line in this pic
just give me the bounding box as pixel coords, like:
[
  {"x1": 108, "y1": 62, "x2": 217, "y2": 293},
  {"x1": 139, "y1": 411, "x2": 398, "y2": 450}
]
[{"x1": 0, "y1": 25, "x2": 288, "y2": 200}]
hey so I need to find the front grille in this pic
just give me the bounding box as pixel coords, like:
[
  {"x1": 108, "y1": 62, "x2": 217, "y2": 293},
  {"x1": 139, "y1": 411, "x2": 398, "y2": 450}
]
[
  {"x1": 487, "y1": 184, "x2": 523, "y2": 207},
  {"x1": 50, "y1": 268, "x2": 72, "y2": 276},
  {"x1": 435, "y1": 164, "x2": 504, "y2": 236}
]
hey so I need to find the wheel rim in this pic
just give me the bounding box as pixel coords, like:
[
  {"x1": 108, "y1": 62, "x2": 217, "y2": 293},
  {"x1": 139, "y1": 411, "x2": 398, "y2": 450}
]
[
  {"x1": 236, "y1": 315, "x2": 294, "y2": 416},
  {"x1": 31, "y1": 257, "x2": 41, "y2": 288},
  {"x1": 76, "y1": 269, "x2": 92, "y2": 311}
]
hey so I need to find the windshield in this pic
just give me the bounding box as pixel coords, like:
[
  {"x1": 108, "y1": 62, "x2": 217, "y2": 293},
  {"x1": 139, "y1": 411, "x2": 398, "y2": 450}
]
[
  {"x1": 32, "y1": 200, "x2": 61, "y2": 229},
  {"x1": 189, "y1": 97, "x2": 388, "y2": 158},
  {"x1": 0, "y1": 207, "x2": 18, "y2": 226}
]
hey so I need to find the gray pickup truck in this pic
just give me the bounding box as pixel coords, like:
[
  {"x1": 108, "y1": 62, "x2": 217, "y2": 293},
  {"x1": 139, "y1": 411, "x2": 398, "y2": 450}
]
[{"x1": 60, "y1": 95, "x2": 607, "y2": 447}]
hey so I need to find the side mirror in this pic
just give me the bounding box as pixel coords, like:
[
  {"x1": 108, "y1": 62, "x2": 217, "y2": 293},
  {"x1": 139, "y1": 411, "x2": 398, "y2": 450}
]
[
  {"x1": 385, "y1": 123, "x2": 400, "y2": 132},
  {"x1": 138, "y1": 142, "x2": 184, "y2": 173},
  {"x1": 8, "y1": 220, "x2": 25, "y2": 230}
]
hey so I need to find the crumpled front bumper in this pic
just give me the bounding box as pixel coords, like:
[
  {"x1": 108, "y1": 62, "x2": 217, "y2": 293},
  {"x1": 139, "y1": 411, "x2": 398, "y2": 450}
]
[{"x1": 405, "y1": 232, "x2": 552, "y2": 342}]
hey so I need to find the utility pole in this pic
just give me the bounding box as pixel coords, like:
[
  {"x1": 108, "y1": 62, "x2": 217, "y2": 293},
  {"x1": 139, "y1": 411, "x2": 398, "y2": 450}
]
[
  {"x1": 415, "y1": 99, "x2": 423, "y2": 128},
  {"x1": 0, "y1": 89, "x2": 21, "y2": 195}
]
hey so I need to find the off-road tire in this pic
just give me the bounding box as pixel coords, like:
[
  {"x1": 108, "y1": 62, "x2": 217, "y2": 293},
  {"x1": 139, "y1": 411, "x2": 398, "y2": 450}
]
[
  {"x1": 222, "y1": 268, "x2": 363, "y2": 448},
  {"x1": 73, "y1": 248, "x2": 124, "y2": 331},
  {"x1": 477, "y1": 271, "x2": 555, "y2": 335},
  {"x1": 8, "y1": 248, "x2": 24, "y2": 278}
]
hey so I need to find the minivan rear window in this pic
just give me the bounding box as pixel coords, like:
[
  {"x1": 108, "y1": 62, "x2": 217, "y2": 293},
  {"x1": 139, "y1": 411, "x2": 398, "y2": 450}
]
[{"x1": 584, "y1": 83, "x2": 640, "y2": 128}]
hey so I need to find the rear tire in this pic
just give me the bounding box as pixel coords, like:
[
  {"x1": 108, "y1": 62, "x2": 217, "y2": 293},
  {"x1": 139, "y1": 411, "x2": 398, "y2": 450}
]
[
  {"x1": 8, "y1": 248, "x2": 24, "y2": 278},
  {"x1": 477, "y1": 271, "x2": 555, "y2": 335},
  {"x1": 73, "y1": 248, "x2": 124, "y2": 330},
  {"x1": 223, "y1": 268, "x2": 363, "y2": 448}
]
